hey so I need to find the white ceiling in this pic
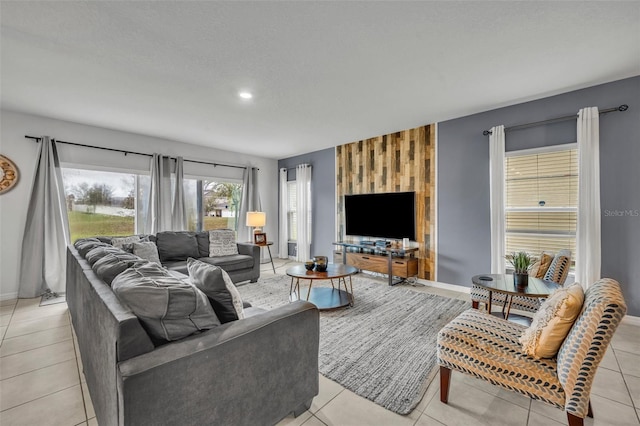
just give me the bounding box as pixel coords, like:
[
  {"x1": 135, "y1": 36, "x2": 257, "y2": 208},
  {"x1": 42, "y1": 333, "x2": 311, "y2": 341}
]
[{"x1": 1, "y1": 2, "x2": 639, "y2": 159}]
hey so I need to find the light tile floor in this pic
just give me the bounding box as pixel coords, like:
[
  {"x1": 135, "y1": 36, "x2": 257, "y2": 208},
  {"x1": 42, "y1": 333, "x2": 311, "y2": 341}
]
[{"x1": 1, "y1": 259, "x2": 638, "y2": 425}]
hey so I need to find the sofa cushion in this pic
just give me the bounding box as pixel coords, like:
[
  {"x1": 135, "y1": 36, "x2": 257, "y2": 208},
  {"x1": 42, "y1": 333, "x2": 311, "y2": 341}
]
[
  {"x1": 519, "y1": 283, "x2": 584, "y2": 359},
  {"x1": 112, "y1": 262, "x2": 220, "y2": 342},
  {"x1": 74, "y1": 238, "x2": 111, "y2": 257},
  {"x1": 85, "y1": 245, "x2": 125, "y2": 266},
  {"x1": 209, "y1": 229, "x2": 238, "y2": 256},
  {"x1": 156, "y1": 231, "x2": 200, "y2": 262},
  {"x1": 92, "y1": 252, "x2": 144, "y2": 285},
  {"x1": 196, "y1": 232, "x2": 210, "y2": 257},
  {"x1": 132, "y1": 241, "x2": 161, "y2": 265},
  {"x1": 198, "y1": 255, "x2": 254, "y2": 272},
  {"x1": 187, "y1": 258, "x2": 244, "y2": 323}
]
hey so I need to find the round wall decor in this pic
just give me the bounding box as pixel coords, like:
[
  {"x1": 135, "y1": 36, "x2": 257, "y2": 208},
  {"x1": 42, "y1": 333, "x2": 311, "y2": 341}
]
[{"x1": 0, "y1": 155, "x2": 19, "y2": 194}]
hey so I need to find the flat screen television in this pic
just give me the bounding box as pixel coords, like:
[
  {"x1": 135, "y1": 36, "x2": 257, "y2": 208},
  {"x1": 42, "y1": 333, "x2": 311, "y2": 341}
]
[{"x1": 344, "y1": 192, "x2": 416, "y2": 240}]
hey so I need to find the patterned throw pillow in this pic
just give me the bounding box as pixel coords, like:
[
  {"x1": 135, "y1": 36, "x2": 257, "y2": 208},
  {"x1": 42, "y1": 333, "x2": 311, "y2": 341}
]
[
  {"x1": 208, "y1": 230, "x2": 238, "y2": 256},
  {"x1": 544, "y1": 250, "x2": 571, "y2": 284},
  {"x1": 111, "y1": 235, "x2": 150, "y2": 253},
  {"x1": 187, "y1": 257, "x2": 244, "y2": 323},
  {"x1": 519, "y1": 283, "x2": 584, "y2": 359}
]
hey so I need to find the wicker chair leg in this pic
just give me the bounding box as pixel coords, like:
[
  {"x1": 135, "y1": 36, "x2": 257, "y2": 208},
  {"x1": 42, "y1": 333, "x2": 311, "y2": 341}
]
[
  {"x1": 588, "y1": 400, "x2": 593, "y2": 418},
  {"x1": 567, "y1": 413, "x2": 584, "y2": 426},
  {"x1": 439, "y1": 366, "x2": 451, "y2": 403},
  {"x1": 472, "y1": 300, "x2": 479, "y2": 309}
]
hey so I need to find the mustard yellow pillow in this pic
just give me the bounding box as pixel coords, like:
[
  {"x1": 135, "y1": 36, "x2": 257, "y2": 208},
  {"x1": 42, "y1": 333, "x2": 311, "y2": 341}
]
[
  {"x1": 519, "y1": 283, "x2": 584, "y2": 358},
  {"x1": 534, "y1": 252, "x2": 554, "y2": 279}
]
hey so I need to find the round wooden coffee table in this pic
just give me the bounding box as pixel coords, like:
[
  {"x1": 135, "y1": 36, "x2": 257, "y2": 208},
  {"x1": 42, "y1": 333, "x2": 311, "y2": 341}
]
[
  {"x1": 286, "y1": 264, "x2": 358, "y2": 310},
  {"x1": 472, "y1": 274, "x2": 560, "y2": 319}
]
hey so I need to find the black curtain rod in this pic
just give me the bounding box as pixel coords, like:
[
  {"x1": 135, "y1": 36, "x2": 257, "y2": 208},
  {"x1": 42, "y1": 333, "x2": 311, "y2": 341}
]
[
  {"x1": 24, "y1": 135, "x2": 250, "y2": 170},
  {"x1": 482, "y1": 104, "x2": 629, "y2": 136}
]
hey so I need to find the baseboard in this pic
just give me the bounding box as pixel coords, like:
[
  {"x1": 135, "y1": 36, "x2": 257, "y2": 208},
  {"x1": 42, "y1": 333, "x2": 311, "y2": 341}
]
[
  {"x1": 622, "y1": 315, "x2": 640, "y2": 326},
  {"x1": 0, "y1": 292, "x2": 18, "y2": 301},
  {"x1": 416, "y1": 279, "x2": 470, "y2": 294}
]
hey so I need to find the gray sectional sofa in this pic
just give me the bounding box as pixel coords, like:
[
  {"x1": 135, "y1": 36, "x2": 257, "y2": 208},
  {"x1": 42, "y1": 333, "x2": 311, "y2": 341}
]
[{"x1": 67, "y1": 236, "x2": 320, "y2": 426}]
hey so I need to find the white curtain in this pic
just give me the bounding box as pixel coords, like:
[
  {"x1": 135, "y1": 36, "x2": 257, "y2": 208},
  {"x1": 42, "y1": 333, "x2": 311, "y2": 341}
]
[
  {"x1": 18, "y1": 137, "x2": 70, "y2": 297},
  {"x1": 145, "y1": 154, "x2": 173, "y2": 234},
  {"x1": 489, "y1": 125, "x2": 506, "y2": 274},
  {"x1": 238, "y1": 167, "x2": 261, "y2": 243},
  {"x1": 172, "y1": 157, "x2": 187, "y2": 231},
  {"x1": 296, "y1": 164, "x2": 312, "y2": 262},
  {"x1": 278, "y1": 168, "x2": 289, "y2": 259},
  {"x1": 576, "y1": 107, "x2": 601, "y2": 288}
]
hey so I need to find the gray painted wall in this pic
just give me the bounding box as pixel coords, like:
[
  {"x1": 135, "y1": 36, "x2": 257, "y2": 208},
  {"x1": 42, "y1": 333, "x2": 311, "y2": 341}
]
[
  {"x1": 278, "y1": 147, "x2": 336, "y2": 260},
  {"x1": 438, "y1": 76, "x2": 640, "y2": 316}
]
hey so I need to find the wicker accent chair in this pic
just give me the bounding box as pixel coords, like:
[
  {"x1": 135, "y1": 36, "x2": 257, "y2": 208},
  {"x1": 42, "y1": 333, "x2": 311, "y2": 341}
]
[
  {"x1": 471, "y1": 250, "x2": 572, "y2": 314},
  {"x1": 437, "y1": 278, "x2": 626, "y2": 426}
]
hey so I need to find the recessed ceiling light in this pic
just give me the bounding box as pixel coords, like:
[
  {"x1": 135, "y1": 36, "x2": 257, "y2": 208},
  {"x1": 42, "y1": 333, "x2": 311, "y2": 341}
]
[{"x1": 239, "y1": 91, "x2": 253, "y2": 99}]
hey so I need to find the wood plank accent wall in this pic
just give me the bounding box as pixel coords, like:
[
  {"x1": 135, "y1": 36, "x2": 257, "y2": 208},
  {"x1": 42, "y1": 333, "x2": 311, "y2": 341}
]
[{"x1": 336, "y1": 125, "x2": 436, "y2": 280}]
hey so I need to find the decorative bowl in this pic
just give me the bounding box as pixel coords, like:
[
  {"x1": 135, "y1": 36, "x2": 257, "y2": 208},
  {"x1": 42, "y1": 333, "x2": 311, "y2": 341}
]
[
  {"x1": 304, "y1": 261, "x2": 315, "y2": 271},
  {"x1": 313, "y1": 256, "x2": 328, "y2": 272}
]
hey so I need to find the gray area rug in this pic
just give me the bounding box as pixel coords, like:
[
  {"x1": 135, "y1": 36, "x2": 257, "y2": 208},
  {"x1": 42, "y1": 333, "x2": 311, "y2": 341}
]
[{"x1": 236, "y1": 274, "x2": 469, "y2": 415}]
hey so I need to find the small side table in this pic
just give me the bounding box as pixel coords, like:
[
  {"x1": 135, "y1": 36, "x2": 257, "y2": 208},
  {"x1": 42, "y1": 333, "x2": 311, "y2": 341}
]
[{"x1": 249, "y1": 241, "x2": 275, "y2": 274}]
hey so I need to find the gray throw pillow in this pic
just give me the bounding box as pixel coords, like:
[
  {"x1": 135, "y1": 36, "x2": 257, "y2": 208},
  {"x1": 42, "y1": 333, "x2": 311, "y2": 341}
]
[
  {"x1": 112, "y1": 262, "x2": 220, "y2": 342},
  {"x1": 85, "y1": 245, "x2": 125, "y2": 266},
  {"x1": 187, "y1": 257, "x2": 244, "y2": 323},
  {"x1": 74, "y1": 238, "x2": 110, "y2": 257},
  {"x1": 208, "y1": 229, "x2": 238, "y2": 256},
  {"x1": 156, "y1": 232, "x2": 200, "y2": 262},
  {"x1": 112, "y1": 235, "x2": 150, "y2": 253},
  {"x1": 132, "y1": 241, "x2": 161, "y2": 265},
  {"x1": 92, "y1": 252, "x2": 144, "y2": 285}
]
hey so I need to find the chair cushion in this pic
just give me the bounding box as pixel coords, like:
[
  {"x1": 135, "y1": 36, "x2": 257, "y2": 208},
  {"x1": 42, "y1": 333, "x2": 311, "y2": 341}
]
[
  {"x1": 112, "y1": 262, "x2": 220, "y2": 342},
  {"x1": 209, "y1": 229, "x2": 238, "y2": 256},
  {"x1": 437, "y1": 308, "x2": 565, "y2": 410},
  {"x1": 156, "y1": 231, "x2": 200, "y2": 262},
  {"x1": 520, "y1": 283, "x2": 584, "y2": 359},
  {"x1": 187, "y1": 257, "x2": 244, "y2": 323}
]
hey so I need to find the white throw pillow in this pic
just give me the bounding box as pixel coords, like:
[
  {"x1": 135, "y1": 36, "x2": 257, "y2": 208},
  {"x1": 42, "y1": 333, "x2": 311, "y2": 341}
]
[{"x1": 208, "y1": 230, "x2": 239, "y2": 256}]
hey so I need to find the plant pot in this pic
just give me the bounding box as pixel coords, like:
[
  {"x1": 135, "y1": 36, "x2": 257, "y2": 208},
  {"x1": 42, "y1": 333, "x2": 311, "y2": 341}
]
[{"x1": 513, "y1": 272, "x2": 528, "y2": 287}]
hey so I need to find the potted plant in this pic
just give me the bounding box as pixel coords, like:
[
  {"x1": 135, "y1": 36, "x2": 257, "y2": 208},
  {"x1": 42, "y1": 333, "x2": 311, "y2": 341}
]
[{"x1": 505, "y1": 251, "x2": 534, "y2": 287}]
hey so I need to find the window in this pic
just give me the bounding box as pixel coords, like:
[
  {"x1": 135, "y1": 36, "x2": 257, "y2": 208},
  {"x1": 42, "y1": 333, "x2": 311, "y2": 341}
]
[
  {"x1": 505, "y1": 145, "x2": 577, "y2": 265},
  {"x1": 63, "y1": 168, "x2": 145, "y2": 242},
  {"x1": 201, "y1": 180, "x2": 242, "y2": 231},
  {"x1": 287, "y1": 181, "x2": 297, "y2": 241}
]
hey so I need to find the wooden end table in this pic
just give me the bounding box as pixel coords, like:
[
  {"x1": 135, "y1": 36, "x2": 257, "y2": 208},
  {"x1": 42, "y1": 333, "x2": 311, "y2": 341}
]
[
  {"x1": 286, "y1": 264, "x2": 358, "y2": 311},
  {"x1": 247, "y1": 241, "x2": 276, "y2": 274},
  {"x1": 472, "y1": 274, "x2": 560, "y2": 320}
]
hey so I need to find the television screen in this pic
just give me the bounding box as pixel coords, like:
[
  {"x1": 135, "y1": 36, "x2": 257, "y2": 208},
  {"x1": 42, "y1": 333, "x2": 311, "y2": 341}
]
[{"x1": 344, "y1": 192, "x2": 416, "y2": 240}]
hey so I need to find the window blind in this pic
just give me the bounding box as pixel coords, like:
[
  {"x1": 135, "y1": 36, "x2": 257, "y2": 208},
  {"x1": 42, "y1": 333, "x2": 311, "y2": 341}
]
[{"x1": 505, "y1": 148, "x2": 577, "y2": 264}]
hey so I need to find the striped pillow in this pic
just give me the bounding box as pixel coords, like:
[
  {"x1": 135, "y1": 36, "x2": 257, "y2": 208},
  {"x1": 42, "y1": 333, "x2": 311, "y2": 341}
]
[{"x1": 544, "y1": 250, "x2": 571, "y2": 284}]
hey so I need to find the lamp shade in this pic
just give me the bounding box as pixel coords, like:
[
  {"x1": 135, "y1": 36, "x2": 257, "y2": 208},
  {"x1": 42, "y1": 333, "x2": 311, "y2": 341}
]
[{"x1": 246, "y1": 211, "x2": 266, "y2": 227}]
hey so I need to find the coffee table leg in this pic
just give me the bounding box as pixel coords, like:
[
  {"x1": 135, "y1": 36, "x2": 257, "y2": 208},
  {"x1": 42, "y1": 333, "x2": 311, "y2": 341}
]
[
  {"x1": 348, "y1": 276, "x2": 354, "y2": 306},
  {"x1": 289, "y1": 276, "x2": 295, "y2": 301},
  {"x1": 504, "y1": 295, "x2": 514, "y2": 319},
  {"x1": 306, "y1": 279, "x2": 313, "y2": 301}
]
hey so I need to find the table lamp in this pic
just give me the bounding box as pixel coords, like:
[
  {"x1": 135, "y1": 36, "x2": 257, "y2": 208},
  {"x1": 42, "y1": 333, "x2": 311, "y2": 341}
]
[{"x1": 246, "y1": 211, "x2": 266, "y2": 234}]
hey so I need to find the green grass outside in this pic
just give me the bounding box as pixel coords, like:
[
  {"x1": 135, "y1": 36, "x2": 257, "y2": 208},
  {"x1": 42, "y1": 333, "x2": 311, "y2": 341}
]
[
  {"x1": 68, "y1": 211, "x2": 134, "y2": 242},
  {"x1": 68, "y1": 211, "x2": 237, "y2": 242}
]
